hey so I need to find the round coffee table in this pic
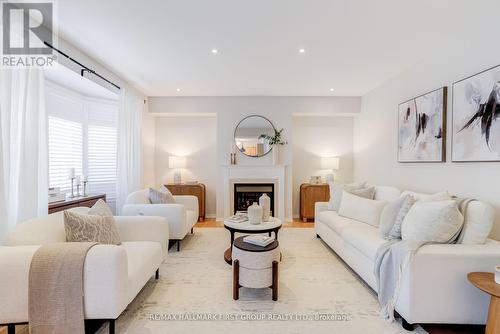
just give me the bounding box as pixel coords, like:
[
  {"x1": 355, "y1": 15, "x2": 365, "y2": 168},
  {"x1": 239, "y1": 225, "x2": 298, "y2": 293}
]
[
  {"x1": 223, "y1": 217, "x2": 282, "y2": 264},
  {"x1": 468, "y1": 272, "x2": 500, "y2": 334}
]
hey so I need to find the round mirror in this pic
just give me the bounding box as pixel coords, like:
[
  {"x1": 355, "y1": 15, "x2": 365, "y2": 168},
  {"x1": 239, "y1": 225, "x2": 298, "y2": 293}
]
[{"x1": 234, "y1": 115, "x2": 275, "y2": 157}]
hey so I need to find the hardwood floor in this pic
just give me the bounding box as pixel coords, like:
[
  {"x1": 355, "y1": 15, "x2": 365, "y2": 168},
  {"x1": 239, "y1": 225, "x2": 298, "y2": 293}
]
[{"x1": 1, "y1": 219, "x2": 485, "y2": 334}]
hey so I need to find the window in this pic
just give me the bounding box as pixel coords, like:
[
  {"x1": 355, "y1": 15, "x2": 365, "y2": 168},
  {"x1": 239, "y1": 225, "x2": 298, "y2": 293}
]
[{"x1": 47, "y1": 83, "x2": 119, "y2": 212}]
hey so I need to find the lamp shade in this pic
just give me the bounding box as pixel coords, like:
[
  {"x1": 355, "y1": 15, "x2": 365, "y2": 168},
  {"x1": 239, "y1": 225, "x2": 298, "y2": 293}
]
[
  {"x1": 169, "y1": 156, "x2": 186, "y2": 169},
  {"x1": 321, "y1": 157, "x2": 340, "y2": 170}
]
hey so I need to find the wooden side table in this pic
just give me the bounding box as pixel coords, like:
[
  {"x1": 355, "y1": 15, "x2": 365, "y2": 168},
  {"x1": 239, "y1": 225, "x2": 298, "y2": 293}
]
[
  {"x1": 299, "y1": 183, "x2": 330, "y2": 222},
  {"x1": 48, "y1": 194, "x2": 106, "y2": 214},
  {"x1": 468, "y1": 272, "x2": 500, "y2": 334},
  {"x1": 164, "y1": 183, "x2": 206, "y2": 221}
]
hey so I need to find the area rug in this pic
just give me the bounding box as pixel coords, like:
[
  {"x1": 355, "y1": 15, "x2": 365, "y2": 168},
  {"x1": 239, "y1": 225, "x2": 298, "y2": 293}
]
[{"x1": 99, "y1": 228, "x2": 427, "y2": 334}]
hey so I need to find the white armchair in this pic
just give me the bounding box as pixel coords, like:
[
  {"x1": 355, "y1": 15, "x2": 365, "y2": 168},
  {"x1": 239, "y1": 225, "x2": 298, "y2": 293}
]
[
  {"x1": 122, "y1": 189, "x2": 199, "y2": 251},
  {"x1": 0, "y1": 208, "x2": 169, "y2": 334}
]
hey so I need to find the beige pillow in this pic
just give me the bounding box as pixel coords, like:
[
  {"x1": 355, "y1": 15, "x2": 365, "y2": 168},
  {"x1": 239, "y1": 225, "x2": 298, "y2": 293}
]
[
  {"x1": 149, "y1": 186, "x2": 175, "y2": 204},
  {"x1": 88, "y1": 199, "x2": 113, "y2": 216},
  {"x1": 64, "y1": 211, "x2": 121, "y2": 245},
  {"x1": 327, "y1": 181, "x2": 367, "y2": 211}
]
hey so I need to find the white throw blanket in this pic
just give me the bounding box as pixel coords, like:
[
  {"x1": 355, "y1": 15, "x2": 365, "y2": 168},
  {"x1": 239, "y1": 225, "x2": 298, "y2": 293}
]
[{"x1": 374, "y1": 198, "x2": 474, "y2": 321}]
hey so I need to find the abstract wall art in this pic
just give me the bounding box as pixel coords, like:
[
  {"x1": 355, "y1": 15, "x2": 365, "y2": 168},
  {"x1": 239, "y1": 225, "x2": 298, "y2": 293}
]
[
  {"x1": 398, "y1": 87, "x2": 447, "y2": 162},
  {"x1": 452, "y1": 65, "x2": 500, "y2": 162}
]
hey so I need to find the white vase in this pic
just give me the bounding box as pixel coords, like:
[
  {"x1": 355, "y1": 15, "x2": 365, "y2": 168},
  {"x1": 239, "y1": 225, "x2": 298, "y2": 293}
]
[
  {"x1": 259, "y1": 193, "x2": 271, "y2": 222},
  {"x1": 248, "y1": 202, "x2": 263, "y2": 225},
  {"x1": 272, "y1": 146, "x2": 278, "y2": 165}
]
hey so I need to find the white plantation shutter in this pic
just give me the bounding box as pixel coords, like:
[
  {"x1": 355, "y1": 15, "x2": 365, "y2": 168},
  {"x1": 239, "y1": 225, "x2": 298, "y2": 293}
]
[
  {"x1": 46, "y1": 82, "x2": 118, "y2": 212},
  {"x1": 48, "y1": 116, "x2": 83, "y2": 192},
  {"x1": 86, "y1": 101, "x2": 118, "y2": 211}
]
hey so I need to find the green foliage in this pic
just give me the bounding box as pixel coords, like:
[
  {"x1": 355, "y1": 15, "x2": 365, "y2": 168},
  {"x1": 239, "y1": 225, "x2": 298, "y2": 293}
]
[{"x1": 259, "y1": 128, "x2": 288, "y2": 146}]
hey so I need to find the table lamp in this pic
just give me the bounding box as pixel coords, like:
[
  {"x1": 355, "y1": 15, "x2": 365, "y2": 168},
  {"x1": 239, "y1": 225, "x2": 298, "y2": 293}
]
[
  {"x1": 321, "y1": 157, "x2": 339, "y2": 183},
  {"x1": 169, "y1": 156, "x2": 186, "y2": 184}
]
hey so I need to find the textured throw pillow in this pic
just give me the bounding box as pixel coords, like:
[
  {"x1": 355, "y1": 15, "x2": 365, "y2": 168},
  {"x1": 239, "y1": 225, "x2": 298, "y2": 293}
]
[
  {"x1": 88, "y1": 199, "x2": 113, "y2": 217},
  {"x1": 149, "y1": 186, "x2": 175, "y2": 204},
  {"x1": 64, "y1": 211, "x2": 121, "y2": 245},
  {"x1": 387, "y1": 195, "x2": 416, "y2": 240},
  {"x1": 348, "y1": 186, "x2": 376, "y2": 200},
  {"x1": 379, "y1": 196, "x2": 407, "y2": 239},
  {"x1": 327, "y1": 181, "x2": 367, "y2": 211},
  {"x1": 338, "y1": 191, "x2": 387, "y2": 227},
  {"x1": 401, "y1": 200, "x2": 464, "y2": 243}
]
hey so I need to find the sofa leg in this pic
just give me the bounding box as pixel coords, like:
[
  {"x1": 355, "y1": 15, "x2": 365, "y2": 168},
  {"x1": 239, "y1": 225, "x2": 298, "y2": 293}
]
[
  {"x1": 316, "y1": 234, "x2": 321, "y2": 239},
  {"x1": 401, "y1": 318, "x2": 414, "y2": 331},
  {"x1": 109, "y1": 319, "x2": 115, "y2": 334},
  {"x1": 272, "y1": 260, "x2": 278, "y2": 301},
  {"x1": 191, "y1": 227, "x2": 194, "y2": 234},
  {"x1": 155, "y1": 268, "x2": 159, "y2": 280},
  {"x1": 177, "y1": 240, "x2": 180, "y2": 251},
  {"x1": 8, "y1": 324, "x2": 15, "y2": 334}
]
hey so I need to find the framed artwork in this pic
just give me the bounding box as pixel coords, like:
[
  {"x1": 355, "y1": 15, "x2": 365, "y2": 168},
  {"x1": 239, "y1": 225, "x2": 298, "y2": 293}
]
[
  {"x1": 452, "y1": 64, "x2": 500, "y2": 162},
  {"x1": 398, "y1": 87, "x2": 447, "y2": 162}
]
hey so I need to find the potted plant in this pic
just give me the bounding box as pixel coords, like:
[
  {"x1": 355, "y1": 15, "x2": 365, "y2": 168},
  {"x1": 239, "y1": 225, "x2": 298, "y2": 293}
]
[{"x1": 259, "y1": 128, "x2": 287, "y2": 165}]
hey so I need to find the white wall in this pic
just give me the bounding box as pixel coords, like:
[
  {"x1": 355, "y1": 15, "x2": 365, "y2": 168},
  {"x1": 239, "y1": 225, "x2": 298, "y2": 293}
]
[
  {"x1": 149, "y1": 96, "x2": 361, "y2": 221},
  {"x1": 353, "y1": 36, "x2": 500, "y2": 240},
  {"x1": 292, "y1": 116, "x2": 354, "y2": 218},
  {"x1": 154, "y1": 116, "x2": 217, "y2": 217}
]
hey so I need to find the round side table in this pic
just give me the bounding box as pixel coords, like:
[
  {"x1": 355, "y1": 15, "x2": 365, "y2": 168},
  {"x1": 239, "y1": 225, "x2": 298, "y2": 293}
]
[
  {"x1": 223, "y1": 217, "x2": 282, "y2": 264},
  {"x1": 468, "y1": 272, "x2": 500, "y2": 334}
]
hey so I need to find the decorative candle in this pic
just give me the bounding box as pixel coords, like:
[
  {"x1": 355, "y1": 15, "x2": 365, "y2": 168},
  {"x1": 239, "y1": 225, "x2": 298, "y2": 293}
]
[
  {"x1": 82, "y1": 175, "x2": 88, "y2": 182},
  {"x1": 495, "y1": 265, "x2": 500, "y2": 284},
  {"x1": 68, "y1": 168, "x2": 75, "y2": 179},
  {"x1": 75, "y1": 175, "x2": 81, "y2": 184}
]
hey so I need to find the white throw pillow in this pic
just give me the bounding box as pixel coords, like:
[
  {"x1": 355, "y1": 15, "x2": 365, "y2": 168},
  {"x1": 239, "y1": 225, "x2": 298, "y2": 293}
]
[
  {"x1": 379, "y1": 196, "x2": 408, "y2": 239},
  {"x1": 401, "y1": 200, "x2": 464, "y2": 243},
  {"x1": 457, "y1": 201, "x2": 494, "y2": 245},
  {"x1": 327, "y1": 181, "x2": 367, "y2": 211},
  {"x1": 338, "y1": 191, "x2": 387, "y2": 227},
  {"x1": 401, "y1": 190, "x2": 451, "y2": 202}
]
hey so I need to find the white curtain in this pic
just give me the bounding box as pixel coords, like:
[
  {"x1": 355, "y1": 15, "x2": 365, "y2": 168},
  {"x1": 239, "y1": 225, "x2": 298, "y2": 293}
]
[
  {"x1": 116, "y1": 88, "x2": 143, "y2": 214},
  {"x1": 0, "y1": 68, "x2": 48, "y2": 241}
]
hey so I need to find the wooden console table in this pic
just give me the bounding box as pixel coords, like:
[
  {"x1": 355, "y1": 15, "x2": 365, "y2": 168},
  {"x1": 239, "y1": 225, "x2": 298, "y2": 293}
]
[
  {"x1": 48, "y1": 194, "x2": 106, "y2": 214},
  {"x1": 164, "y1": 183, "x2": 206, "y2": 221},
  {"x1": 300, "y1": 183, "x2": 330, "y2": 222}
]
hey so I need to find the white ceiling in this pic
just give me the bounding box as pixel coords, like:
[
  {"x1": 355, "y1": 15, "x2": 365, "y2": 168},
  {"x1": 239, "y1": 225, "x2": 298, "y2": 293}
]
[{"x1": 56, "y1": 0, "x2": 498, "y2": 97}]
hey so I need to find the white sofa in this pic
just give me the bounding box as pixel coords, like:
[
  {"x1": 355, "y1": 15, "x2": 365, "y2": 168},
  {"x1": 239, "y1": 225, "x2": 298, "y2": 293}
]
[
  {"x1": 0, "y1": 207, "x2": 169, "y2": 334},
  {"x1": 122, "y1": 189, "x2": 199, "y2": 251},
  {"x1": 315, "y1": 185, "x2": 500, "y2": 330}
]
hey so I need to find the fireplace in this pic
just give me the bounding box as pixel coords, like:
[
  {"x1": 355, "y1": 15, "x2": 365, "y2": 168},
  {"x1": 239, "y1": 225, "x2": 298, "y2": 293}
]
[{"x1": 234, "y1": 183, "x2": 274, "y2": 215}]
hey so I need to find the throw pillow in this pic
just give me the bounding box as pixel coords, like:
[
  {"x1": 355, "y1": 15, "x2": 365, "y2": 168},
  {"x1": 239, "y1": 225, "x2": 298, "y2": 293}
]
[
  {"x1": 348, "y1": 186, "x2": 375, "y2": 200},
  {"x1": 379, "y1": 196, "x2": 407, "y2": 239},
  {"x1": 338, "y1": 191, "x2": 387, "y2": 227},
  {"x1": 64, "y1": 211, "x2": 121, "y2": 245},
  {"x1": 387, "y1": 195, "x2": 416, "y2": 240},
  {"x1": 149, "y1": 187, "x2": 175, "y2": 204},
  {"x1": 88, "y1": 199, "x2": 113, "y2": 217},
  {"x1": 400, "y1": 190, "x2": 451, "y2": 202},
  {"x1": 327, "y1": 181, "x2": 366, "y2": 211},
  {"x1": 456, "y1": 200, "x2": 494, "y2": 245},
  {"x1": 401, "y1": 200, "x2": 464, "y2": 243}
]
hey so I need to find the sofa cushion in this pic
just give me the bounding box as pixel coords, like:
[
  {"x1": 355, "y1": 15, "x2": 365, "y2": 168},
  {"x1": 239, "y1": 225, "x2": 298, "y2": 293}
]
[
  {"x1": 317, "y1": 210, "x2": 360, "y2": 236},
  {"x1": 401, "y1": 200, "x2": 464, "y2": 243},
  {"x1": 374, "y1": 186, "x2": 401, "y2": 201},
  {"x1": 401, "y1": 190, "x2": 451, "y2": 202},
  {"x1": 64, "y1": 211, "x2": 122, "y2": 245},
  {"x1": 458, "y1": 201, "x2": 494, "y2": 245},
  {"x1": 327, "y1": 181, "x2": 366, "y2": 211},
  {"x1": 342, "y1": 224, "x2": 387, "y2": 262},
  {"x1": 338, "y1": 191, "x2": 387, "y2": 227},
  {"x1": 122, "y1": 241, "x2": 162, "y2": 302}
]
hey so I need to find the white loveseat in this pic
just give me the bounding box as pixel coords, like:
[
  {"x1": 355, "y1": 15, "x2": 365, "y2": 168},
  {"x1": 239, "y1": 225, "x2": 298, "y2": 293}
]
[
  {"x1": 122, "y1": 189, "x2": 199, "y2": 251},
  {"x1": 315, "y1": 185, "x2": 500, "y2": 329},
  {"x1": 0, "y1": 207, "x2": 169, "y2": 334}
]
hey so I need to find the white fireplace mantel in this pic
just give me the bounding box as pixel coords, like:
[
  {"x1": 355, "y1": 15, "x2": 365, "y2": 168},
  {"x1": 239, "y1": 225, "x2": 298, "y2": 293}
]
[{"x1": 221, "y1": 165, "x2": 287, "y2": 221}]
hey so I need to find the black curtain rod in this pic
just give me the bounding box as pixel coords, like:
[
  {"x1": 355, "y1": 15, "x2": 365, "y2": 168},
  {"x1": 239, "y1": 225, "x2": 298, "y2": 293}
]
[{"x1": 43, "y1": 41, "x2": 121, "y2": 90}]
